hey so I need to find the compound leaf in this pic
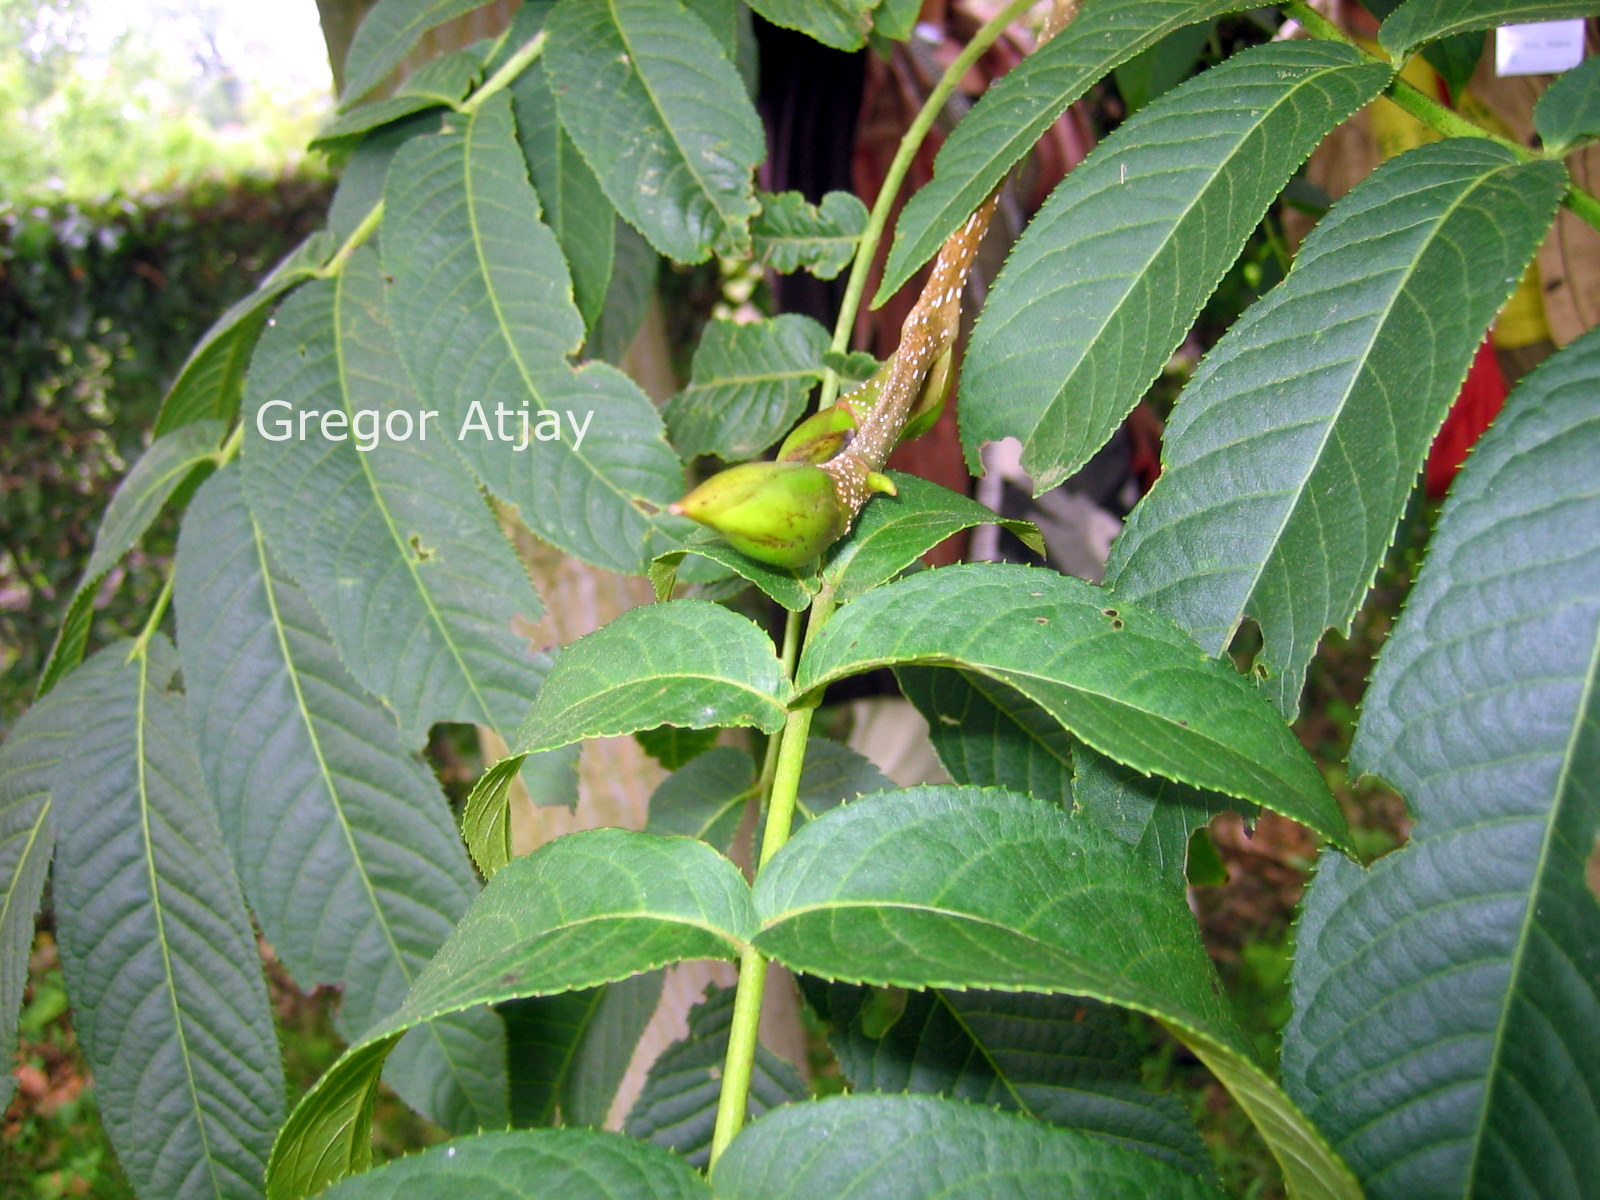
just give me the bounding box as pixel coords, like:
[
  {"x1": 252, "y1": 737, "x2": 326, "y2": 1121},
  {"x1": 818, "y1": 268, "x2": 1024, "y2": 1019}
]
[
  {"x1": 1107, "y1": 140, "x2": 1567, "y2": 714},
  {"x1": 546, "y1": 0, "x2": 763, "y2": 261},
  {"x1": 961, "y1": 40, "x2": 1391, "y2": 490},
  {"x1": 877, "y1": 0, "x2": 1240, "y2": 304},
  {"x1": 1285, "y1": 325, "x2": 1600, "y2": 1200},
  {"x1": 798, "y1": 565, "x2": 1349, "y2": 850},
  {"x1": 177, "y1": 468, "x2": 507, "y2": 1131},
  {"x1": 268, "y1": 829, "x2": 753, "y2": 1199},
  {"x1": 241, "y1": 248, "x2": 549, "y2": 744},
  {"x1": 49, "y1": 641, "x2": 284, "y2": 1200}
]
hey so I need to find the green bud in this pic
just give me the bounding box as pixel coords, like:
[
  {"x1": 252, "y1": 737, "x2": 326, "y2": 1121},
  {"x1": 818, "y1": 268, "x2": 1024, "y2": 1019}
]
[
  {"x1": 671, "y1": 460, "x2": 848, "y2": 569},
  {"x1": 777, "y1": 403, "x2": 858, "y2": 464}
]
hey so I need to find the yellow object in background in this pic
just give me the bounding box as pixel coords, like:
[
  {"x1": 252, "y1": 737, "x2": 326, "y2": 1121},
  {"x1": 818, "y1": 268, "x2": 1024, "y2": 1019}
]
[{"x1": 1360, "y1": 39, "x2": 1553, "y2": 350}]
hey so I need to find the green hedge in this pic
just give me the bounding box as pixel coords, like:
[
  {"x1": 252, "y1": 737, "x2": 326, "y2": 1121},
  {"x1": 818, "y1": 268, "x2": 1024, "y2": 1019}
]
[{"x1": 0, "y1": 175, "x2": 331, "y2": 722}]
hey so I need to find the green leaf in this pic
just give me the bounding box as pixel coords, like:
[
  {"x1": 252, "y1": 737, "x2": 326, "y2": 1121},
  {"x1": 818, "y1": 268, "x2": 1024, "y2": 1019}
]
[
  {"x1": 961, "y1": 41, "x2": 1392, "y2": 491},
  {"x1": 873, "y1": 0, "x2": 920, "y2": 42},
  {"x1": 315, "y1": 1129, "x2": 712, "y2": 1200},
  {"x1": 39, "y1": 419, "x2": 223, "y2": 695},
  {"x1": 463, "y1": 709, "x2": 578, "y2": 878},
  {"x1": 382, "y1": 91, "x2": 684, "y2": 573},
  {"x1": 716, "y1": 1092, "x2": 1228, "y2": 1200},
  {"x1": 625, "y1": 983, "x2": 808, "y2": 1167},
  {"x1": 636, "y1": 724, "x2": 721, "y2": 770},
  {"x1": 895, "y1": 665, "x2": 1075, "y2": 805},
  {"x1": 49, "y1": 641, "x2": 284, "y2": 1200},
  {"x1": 646, "y1": 744, "x2": 755, "y2": 851},
  {"x1": 587, "y1": 220, "x2": 660, "y2": 364},
  {"x1": 545, "y1": 0, "x2": 764, "y2": 261},
  {"x1": 89, "y1": 423, "x2": 223, "y2": 582},
  {"x1": 313, "y1": 48, "x2": 482, "y2": 149},
  {"x1": 241, "y1": 248, "x2": 550, "y2": 744},
  {"x1": 1536, "y1": 51, "x2": 1600, "y2": 151},
  {"x1": 753, "y1": 787, "x2": 1360, "y2": 1200},
  {"x1": 651, "y1": 534, "x2": 818, "y2": 612},
  {"x1": 751, "y1": 190, "x2": 870, "y2": 279},
  {"x1": 267, "y1": 829, "x2": 753, "y2": 1199},
  {"x1": 503, "y1": 971, "x2": 663, "y2": 1127},
  {"x1": 823, "y1": 348, "x2": 881, "y2": 382},
  {"x1": 1284, "y1": 325, "x2": 1600, "y2": 1200},
  {"x1": 1113, "y1": 19, "x2": 1213, "y2": 114},
  {"x1": 1422, "y1": 30, "x2": 1487, "y2": 101},
  {"x1": 326, "y1": 115, "x2": 437, "y2": 240},
  {"x1": 648, "y1": 738, "x2": 887, "y2": 850},
  {"x1": 744, "y1": 0, "x2": 873, "y2": 50},
  {"x1": 514, "y1": 599, "x2": 792, "y2": 755},
  {"x1": 339, "y1": 0, "x2": 496, "y2": 104},
  {"x1": 1359, "y1": 0, "x2": 1489, "y2": 99},
  {"x1": 876, "y1": 0, "x2": 1240, "y2": 304},
  {"x1": 154, "y1": 233, "x2": 337, "y2": 436},
  {"x1": 665, "y1": 316, "x2": 829, "y2": 461},
  {"x1": 1380, "y1": 0, "x2": 1600, "y2": 61},
  {"x1": 462, "y1": 754, "x2": 527, "y2": 877},
  {"x1": 1107, "y1": 140, "x2": 1568, "y2": 714},
  {"x1": 511, "y1": 62, "x2": 617, "y2": 331},
  {"x1": 456, "y1": 703, "x2": 578, "y2": 869},
  {"x1": 803, "y1": 981, "x2": 1211, "y2": 1177},
  {"x1": 791, "y1": 736, "x2": 894, "y2": 822},
  {"x1": 175, "y1": 468, "x2": 508, "y2": 1131},
  {"x1": 1073, "y1": 746, "x2": 1246, "y2": 891},
  {"x1": 0, "y1": 682, "x2": 72, "y2": 1112},
  {"x1": 822, "y1": 472, "x2": 1045, "y2": 601},
  {"x1": 798, "y1": 565, "x2": 1350, "y2": 850}
]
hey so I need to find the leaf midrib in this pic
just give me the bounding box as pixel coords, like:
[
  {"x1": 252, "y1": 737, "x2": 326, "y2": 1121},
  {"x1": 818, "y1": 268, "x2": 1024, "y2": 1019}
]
[
  {"x1": 1023, "y1": 56, "x2": 1382, "y2": 450},
  {"x1": 250, "y1": 518, "x2": 488, "y2": 1120},
  {"x1": 462, "y1": 101, "x2": 641, "y2": 508},
  {"x1": 1152, "y1": 154, "x2": 1532, "y2": 660},
  {"x1": 135, "y1": 651, "x2": 224, "y2": 1200},
  {"x1": 1465, "y1": 600, "x2": 1600, "y2": 1194},
  {"x1": 331, "y1": 265, "x2": 497, "y2": 731},
  {"x1": 607, "y1": 0, "x2": 738, "y2": 242},
  {"x1": 808, "y1": 648, "x2": 1311, "y2": 807},
  {"x1": 0, "y1": 798, "x2": 52, "y2": 965}
]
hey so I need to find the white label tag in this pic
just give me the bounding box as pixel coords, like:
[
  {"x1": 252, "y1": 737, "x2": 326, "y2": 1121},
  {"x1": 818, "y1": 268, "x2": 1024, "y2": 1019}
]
[{"x1": 1496, "y1": 20, "x2": 1586, "y2": 77}]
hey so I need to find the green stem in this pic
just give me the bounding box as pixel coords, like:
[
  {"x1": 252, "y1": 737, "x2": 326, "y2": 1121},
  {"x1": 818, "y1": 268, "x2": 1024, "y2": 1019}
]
[
  {"x1": 127, "y1": 421, "x2": 242, "y2": 666},
  {"x1": 708, "y1": 592, "x2": 835, "y2": 1165},
  {"x1": 819, "y1": 0, "x2": 1036, "y2": 408},
  {"x1": 1564, "y1": 182, "x2": 1600, "y2": 232},
  {"x1": 316, "y1": 29, "x2": 550, "y2": 282},
  {"x1": 213, "y1": 422, "x2": 244, "y2": 466},
  {"x1": 753, "y1": 611, "x2": 804, "y2": 799},
  {"x1": 315, "y1": 199, "x2": 385, "y2": 278},
  {"x1": 461, "y1": 30, "x2": 548, "y2": 115},
  {"x1": 1284, "y1": 0, "x2": 1600, "y2": 232},
  {"x1": 127, "y1": 573, "x2": 175, "y2": 663}
]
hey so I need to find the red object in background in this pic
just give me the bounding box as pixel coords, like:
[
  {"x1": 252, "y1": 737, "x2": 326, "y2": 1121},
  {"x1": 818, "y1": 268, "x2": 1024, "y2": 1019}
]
[{"x1": 1426, "y1": 339, "x2": 1508, "y2": 498}]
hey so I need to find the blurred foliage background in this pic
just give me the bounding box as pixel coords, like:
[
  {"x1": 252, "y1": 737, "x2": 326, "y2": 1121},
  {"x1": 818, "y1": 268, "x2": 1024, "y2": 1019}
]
[{"x1": 0, "y1": 0, "x2": 333, "y2": 723}]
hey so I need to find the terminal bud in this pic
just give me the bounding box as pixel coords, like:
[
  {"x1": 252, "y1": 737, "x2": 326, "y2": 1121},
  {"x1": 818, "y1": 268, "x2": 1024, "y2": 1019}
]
[{"x1": 671, "y1": 460, "x2": 849, "y2": 569}]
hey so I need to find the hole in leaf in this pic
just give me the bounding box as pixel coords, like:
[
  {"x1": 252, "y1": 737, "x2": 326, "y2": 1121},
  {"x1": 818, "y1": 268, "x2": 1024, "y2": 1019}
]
[{"x1": 408, "y1": 533, "x2": 435, "y2": 562}]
